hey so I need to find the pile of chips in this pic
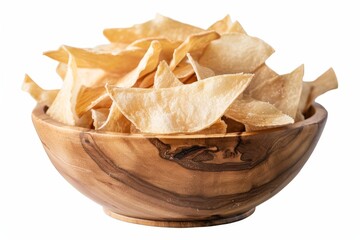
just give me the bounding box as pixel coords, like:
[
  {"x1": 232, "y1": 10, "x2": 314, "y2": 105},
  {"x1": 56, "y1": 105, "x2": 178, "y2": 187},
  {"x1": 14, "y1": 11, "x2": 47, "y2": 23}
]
[{"x1": 23, "y1": 15, "x2": 338, "y2": 134}]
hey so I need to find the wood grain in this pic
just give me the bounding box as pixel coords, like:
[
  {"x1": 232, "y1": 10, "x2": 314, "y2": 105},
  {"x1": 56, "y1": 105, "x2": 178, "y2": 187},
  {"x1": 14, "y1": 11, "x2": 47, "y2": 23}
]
[{"x1": 32, "y1": 103, "x2": 327, "y2": 227}]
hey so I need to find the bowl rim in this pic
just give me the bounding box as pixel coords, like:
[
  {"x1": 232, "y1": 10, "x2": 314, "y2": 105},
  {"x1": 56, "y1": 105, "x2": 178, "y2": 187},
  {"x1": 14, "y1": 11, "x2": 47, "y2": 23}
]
[{"x1": 32, "y1": 103, "x2": 327, "y2": 139}]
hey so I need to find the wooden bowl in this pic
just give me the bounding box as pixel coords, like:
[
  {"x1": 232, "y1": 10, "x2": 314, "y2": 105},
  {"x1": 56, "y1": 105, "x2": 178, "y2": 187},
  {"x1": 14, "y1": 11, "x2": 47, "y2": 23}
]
[{"x1": 32, "y1": 103, "x2": 327, "y2": 227}]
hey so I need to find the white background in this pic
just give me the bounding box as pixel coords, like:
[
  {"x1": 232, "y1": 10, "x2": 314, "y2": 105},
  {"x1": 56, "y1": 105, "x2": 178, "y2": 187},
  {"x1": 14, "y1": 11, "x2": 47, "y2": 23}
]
[{"x1": 1, "y1": 0, "x2": 359, "y2": 239}]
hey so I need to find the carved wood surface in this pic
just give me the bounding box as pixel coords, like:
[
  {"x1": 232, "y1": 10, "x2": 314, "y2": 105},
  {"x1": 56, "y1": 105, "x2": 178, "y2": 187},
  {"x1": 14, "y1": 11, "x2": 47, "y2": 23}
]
[{"x1": 32, "y1": 103, "x2": 327, "y2": 227}]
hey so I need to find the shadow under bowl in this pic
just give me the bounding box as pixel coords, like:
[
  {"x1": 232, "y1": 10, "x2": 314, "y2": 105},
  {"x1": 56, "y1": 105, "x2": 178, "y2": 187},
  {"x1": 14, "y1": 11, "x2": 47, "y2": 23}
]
[{"x1": 32, "y1": 103, "x2": 327, "y2": 227}]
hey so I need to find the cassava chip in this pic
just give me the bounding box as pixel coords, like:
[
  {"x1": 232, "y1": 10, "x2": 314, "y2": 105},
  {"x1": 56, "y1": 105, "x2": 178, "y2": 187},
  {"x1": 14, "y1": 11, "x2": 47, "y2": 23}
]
[
  {"x1": 245, "y1": 64, "x2": 278, "y2": 93},
  {"x1": 153, "y1": 61, "x2": 182, "y2": 89},
  {"x1": 103, "y1": 14, "x2": 203, "y2": 43},
  {"x1": 107, "y1": 73, "x2": 253, "y2": 134},
  {"x1": 22, "y1": 75, "x2": 59, "y2": 107},
  {"x1": 127, "y1": 37, "x2": 181, "y2": 62},
  {"x1": 46, "y1": 53, "x2": 80, "y2": 125},
  {"x1": 199, "y1": 33, "x2": 274, "y2": 74},
  {"x1": 172, "y1": 63, "x2": 194, "y2": 80},
  {"x1": 187, "y1": 53, "x2": 215, "y2": 80},
  {"x1": 44, "y1": 45, "x2": 146, "y2": 73},
  {"x1": 75, "y1": 40, "x2": 162, "y2": 116},
  {"x1": 299, "y1": 68, "x2": 338, "y2": 113},
  {"x1": 91, "y1": 108, "x2": 109, "y2": 129},
  {"x1": 97, "y1": 103, "x2": 131, "y2": 132},
  {"x1": 208, "y1": 15, "x2": 246, "y2": 34},
  {"x1": 249, "y1": 65, "x2": 304, "y2": 119},
  {"x1": 169, "y1": 31, "x2": 220, "y2": 69},
  {"x1": 225, "y1": 96, "x2": 293, "y2": 127}
]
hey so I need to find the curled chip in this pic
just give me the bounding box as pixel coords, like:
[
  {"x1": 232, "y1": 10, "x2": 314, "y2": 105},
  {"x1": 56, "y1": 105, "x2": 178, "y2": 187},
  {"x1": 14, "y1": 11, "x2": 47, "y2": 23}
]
[{"x1": 23, "y1": 15, "x2": 338, "y2": 134}]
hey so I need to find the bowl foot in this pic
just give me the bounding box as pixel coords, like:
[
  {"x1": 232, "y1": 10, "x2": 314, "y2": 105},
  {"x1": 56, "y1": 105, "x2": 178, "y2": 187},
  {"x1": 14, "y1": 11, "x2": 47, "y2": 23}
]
[{"x1": 103, "y1": 208, "x2": 255, "y2": 227}]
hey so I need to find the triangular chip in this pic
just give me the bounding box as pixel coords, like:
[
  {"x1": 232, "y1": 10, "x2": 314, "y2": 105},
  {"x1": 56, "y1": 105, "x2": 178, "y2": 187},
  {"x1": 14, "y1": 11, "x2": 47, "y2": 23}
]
[
  {"x1": 245, "y1": 63, "x2": 278, "y2": 93},
  {"x1": 46, "y1": 53, "x2": 80, "y2": 125},
  {"x1": 249, "y1": 65, "x2": 304, "y2": 119},
  {"x1": 75, "y1": 40, "x2": 162, "y2": 116},
  {"x1": 169, "y1": 31, "x2": 220, "y2": 69},
  {"x1": 153, "y1": 61, "x2": 182, "y2": 89},
  {"x1": 44, "y1": 45, "x2": 146, "y2": 74},
  {"x1": 225, "y1": 96, "x2": 294, "y2": 127},
  {"x1": 172, "y1": 63, "x2": 194, "y2": 80},
  {"x1": 199, "y1": 33, "x2": 274, "y2": 74},
  {"x1": 22, "y1": 74, "x2": 59, "y2": 107},
  {"x1": 187, "y1": 53, "x2": 215, "y2": 80},
  {"x1": 91, "y1": 108, "x2": 109, "y2": 129},
  {"x1": 298, "y1": 68, "x2": 338, "y2": 113},
  {"x1": 103, "y1": 14, "x2": 203, "y2": 43},
  {"x1": 127, "y1": 37, "x2": 181, "y2": 62},
  {"x1": 97, "y1": 102, "x2": 131, "y2": 132},
  {"x1": 207, "y1": 15, "x2": 246, "y2": 34},
  {"x1": 107, "y1": 73, "x2": 253, "y2": 134}
]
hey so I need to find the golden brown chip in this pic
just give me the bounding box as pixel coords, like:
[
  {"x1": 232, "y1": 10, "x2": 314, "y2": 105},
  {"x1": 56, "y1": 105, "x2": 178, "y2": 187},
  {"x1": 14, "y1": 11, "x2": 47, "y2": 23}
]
[
  {"x1": 199, "y1": 33, "x2": 274, "y2": 74},
  {"x1": 22, "y1": 75, "x2": 59, "y2": 107},
  {"x1": 76, "y1": 110, "x2": 93, "y2": 129},
  {"x1": 172, "y1": 63, "x2": 194, "y2": 80},
  {"x1": 153, "y1": 61, "x2": 182, "y2": 89},
  {"x1": 103, "y1": 14, "x2": 203, "y2": 43},
  {"x1": 136, "y1": 71, "x2": 156, "y2": 88},
  {"x1": 225, "y1": 96, "x2": 294, "y2": 127},
  {"x1": 107, "y1": 73, "x2": 253, "y2": 134},
  {"x1": 187, "y1": 53, "x2": 215, "y2": 80},
  {"x1": 249, "y1": 65, "x2": 304, "y2": 119},
  {"x1": 169, "y1": 31, "x2": 220, "y2": 69},
  {"x1": 46, "y1": 53, "x2": 80, "y2": 125},
  {"x1": 44, "y1": 45, "x2": 146, "y2": 74},
  {"x1": 298, "y1": 68, "x2": 338, "y2": 113}
]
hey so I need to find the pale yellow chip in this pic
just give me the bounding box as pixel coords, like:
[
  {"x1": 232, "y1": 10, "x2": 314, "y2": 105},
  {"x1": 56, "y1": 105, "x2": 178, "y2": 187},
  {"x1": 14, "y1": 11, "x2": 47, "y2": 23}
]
[
  {"x1": 299, "y1": 68, "x2": 338, "y2": 113},
  {"x1": 56, "y1": 63, "x2": 67, "y2": 80},
  {"x1": 153, "y1": 61, "x2": 182, "y2": 89},
  {"x1": 75, "y1": 40, "x2": 162, "y2": 116},
  {"x1": 249, "y1": 65, "x2": 304, "y2": 119},
  {"x1": 44, "y1": 45, "x2": 146, "y2": 74},
  {"x1": 91, "y1": 108, "x2": 109, "y2": 129},
  {"x1": 245, "y1": 63, "x2": 278, "y2": 93},
  {"x1": 199, "y1": 33, "x2": 274, "y2": 74},
  {"x1": 97, "y1": 102, "x2": 131, "y2": 132},
  {"x1": 225, "y1": 96, "x2": 294, "y2": 127},
  {"x1": 127, "y1": 37, "x2": 181, "y2": 62},
  {"x1": 169, "y1": 31, "x2": 220, "y2": 69},
  {"x1": 46, "y1": 53, "x2": 80, "y2": 125},
  {"x1": 107, "y1": 73, "x2": 253, "y2": 134},
  {"x1": 22, "y1": 75, "x2": 59, "y2": 107},
  {"x1": 187, "y1": 53, "x2": 215, "y2": 80},
  {"x1": 57, "y1": 63, "x2": 122, "y2": 88},
  {"x1": 207, "y1": 15, "x2": 246, "y2": 34},
  {"x1": 103, "y1": 14, "x2": 203, "y2": 43}
]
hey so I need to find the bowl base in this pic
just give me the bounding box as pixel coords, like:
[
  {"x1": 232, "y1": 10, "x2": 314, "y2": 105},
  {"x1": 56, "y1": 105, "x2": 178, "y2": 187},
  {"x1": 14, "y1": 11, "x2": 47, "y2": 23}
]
[{"x1": 103, "y1": 208, "x2": 255, "y2": 227}]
